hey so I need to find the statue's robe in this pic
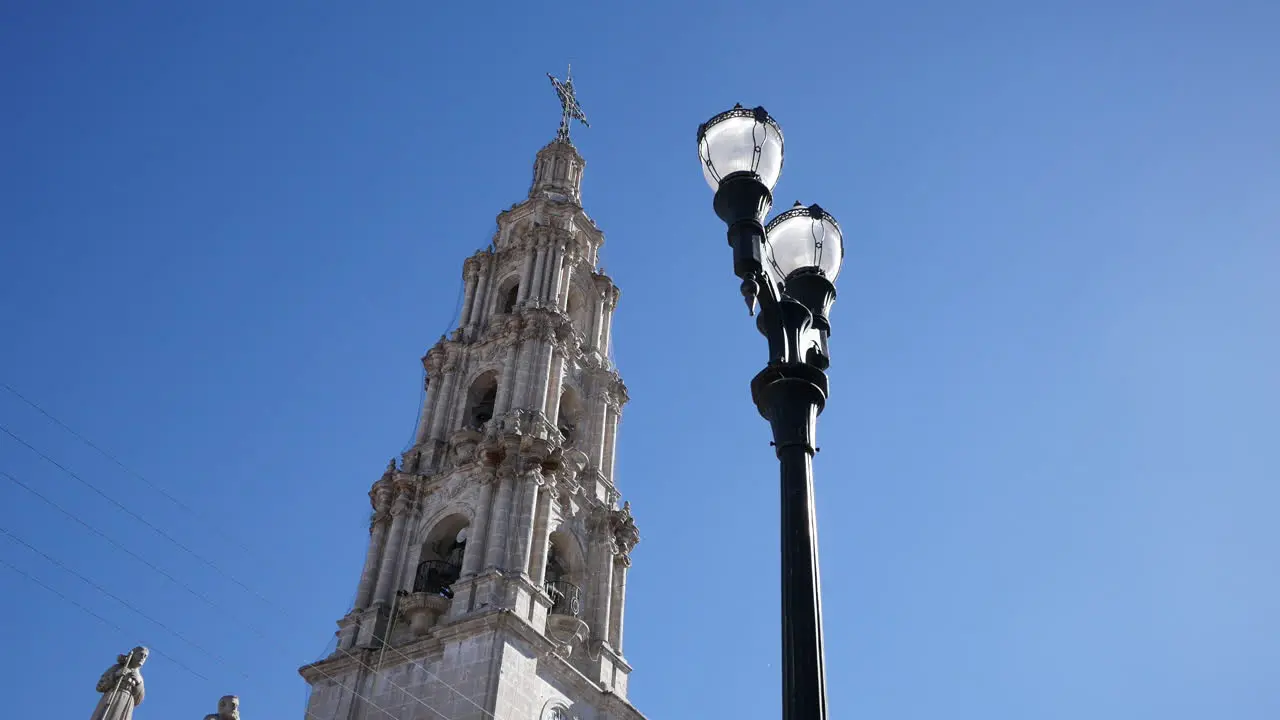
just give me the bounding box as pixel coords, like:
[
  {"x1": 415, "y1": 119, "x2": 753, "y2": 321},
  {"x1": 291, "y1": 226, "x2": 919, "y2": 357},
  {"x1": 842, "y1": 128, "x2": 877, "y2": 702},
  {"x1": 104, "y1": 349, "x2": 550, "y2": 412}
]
[{"x1": 91, "y1": 666, "x2": 144, "y2": 720}]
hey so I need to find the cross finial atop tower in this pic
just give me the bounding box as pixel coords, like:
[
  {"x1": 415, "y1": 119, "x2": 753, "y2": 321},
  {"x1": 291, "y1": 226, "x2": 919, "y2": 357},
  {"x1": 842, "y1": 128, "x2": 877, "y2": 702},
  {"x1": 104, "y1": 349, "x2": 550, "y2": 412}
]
[{"x1": 548, "y1": 65, "x2": 589, "y2": 142}]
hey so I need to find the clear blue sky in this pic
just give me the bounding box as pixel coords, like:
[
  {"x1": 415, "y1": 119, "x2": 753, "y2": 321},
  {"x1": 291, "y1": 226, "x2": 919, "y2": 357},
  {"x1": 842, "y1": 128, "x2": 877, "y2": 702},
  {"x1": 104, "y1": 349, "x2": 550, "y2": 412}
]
[{"x1": 2, "y1": 2, "x2": 1278, "y2": 718}]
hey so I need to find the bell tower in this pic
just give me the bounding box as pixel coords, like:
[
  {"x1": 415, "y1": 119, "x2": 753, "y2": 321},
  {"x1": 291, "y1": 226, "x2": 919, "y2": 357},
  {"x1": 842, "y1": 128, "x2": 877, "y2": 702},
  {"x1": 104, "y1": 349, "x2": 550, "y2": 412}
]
[{"x1": 300, "y1": 74, "x2": 645, "y2": 720}]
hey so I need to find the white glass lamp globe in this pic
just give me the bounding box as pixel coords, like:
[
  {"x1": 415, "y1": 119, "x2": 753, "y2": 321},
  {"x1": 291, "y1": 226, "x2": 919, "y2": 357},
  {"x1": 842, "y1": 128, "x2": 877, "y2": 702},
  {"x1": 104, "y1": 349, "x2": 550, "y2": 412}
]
[
  {"x1": 697, "y1": 105, "x2": 785, "y2": 192},
  {"x1": 764, "y1": 202, "x2": 844, "y2": 281}
]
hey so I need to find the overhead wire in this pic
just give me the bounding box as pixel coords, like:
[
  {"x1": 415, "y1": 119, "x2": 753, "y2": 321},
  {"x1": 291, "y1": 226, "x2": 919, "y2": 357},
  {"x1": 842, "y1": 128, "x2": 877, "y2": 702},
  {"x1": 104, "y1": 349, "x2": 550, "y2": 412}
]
[
  {"x1": 0, "y1": 537, "x2": 393, "y2": 720},
  {"x1": 0, "y1": 522, "x2": 240, "y2": 675},
  {"x1": 0, "y1": 470, "x2": 451, "y2": 720},
  {"x1": 402, "y1": 264, "x2": 467, "y2": 456},
  {"x1": 0, "y1": 407, "x2": 492, "y2": 718},
  {"x1": 0, "y1": 423, "x2": 276, "y2": 608},
  {"x1": 0, "y1": 382, "x2": 259, "y2": 558},
  {"x1": 0, "y1": 468, "x2": 269, "y2": 637},
  {"x1": 0, "y1": 555, "x2": 211, "y2": 682}
]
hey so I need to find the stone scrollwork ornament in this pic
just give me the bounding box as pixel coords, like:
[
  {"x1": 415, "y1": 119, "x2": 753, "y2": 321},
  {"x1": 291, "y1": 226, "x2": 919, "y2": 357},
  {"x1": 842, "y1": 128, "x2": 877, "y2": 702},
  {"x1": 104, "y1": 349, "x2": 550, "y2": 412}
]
[
  {"x1": 610, "y1": 501, "x2": 640, "y2": 558},
  {"x1": 91, "y1": 646, "x2": 148, "y2": 720}
]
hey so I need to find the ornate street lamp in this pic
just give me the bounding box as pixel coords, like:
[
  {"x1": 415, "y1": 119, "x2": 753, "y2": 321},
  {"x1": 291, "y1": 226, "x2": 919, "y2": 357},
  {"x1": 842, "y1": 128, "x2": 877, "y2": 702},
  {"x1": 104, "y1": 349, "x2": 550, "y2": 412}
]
[{"x1": 697, "y1": 105, "x2": 844, "y2": 720}]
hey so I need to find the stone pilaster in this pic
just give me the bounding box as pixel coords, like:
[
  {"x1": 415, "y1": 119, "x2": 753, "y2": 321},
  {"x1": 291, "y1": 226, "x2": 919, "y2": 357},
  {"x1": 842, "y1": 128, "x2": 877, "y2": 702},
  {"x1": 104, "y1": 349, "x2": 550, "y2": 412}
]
[
  {"x1": 517, "y1": 240, "x2": 536, "y2": 304},
  {"x1": 483, "y1": 466, "x2": 516, "y2": 570},
  {"x1": 602, "y1": 404, "x2": 619, "y2": 483},
  {"x1": 507, "y1": 468, "x2": 543, "y2": 575},
  {"x1": 468, "y1": 259, "x2": 491, "y2": 332},
  {"x1": 458, "y1": 256, "x2": 481, "y2": 328},
  {"x1": 353, "y1": 472, "x2": 394, "y2": 611},
  {"x1": 586, "y1": 512, "x2": 615, "y2": 644},
  {"x1": 609, "y1": 556, "x2": 630, "y2": 651},
  {"x1": 493, "y1": 324, "x2": 521, "y2": 415},
  {"x1": 530, "y1": 239, "x2": 548, "y2": 302},
  {"x1": 372, "y1": 480, "x2": 412, "y2": 605},
  {"x1": 427, "y1": 351, "x2": 460, "y2": 443},
  {"x1": 529, "y1": 484, "x2": 553, "y2": 585}
]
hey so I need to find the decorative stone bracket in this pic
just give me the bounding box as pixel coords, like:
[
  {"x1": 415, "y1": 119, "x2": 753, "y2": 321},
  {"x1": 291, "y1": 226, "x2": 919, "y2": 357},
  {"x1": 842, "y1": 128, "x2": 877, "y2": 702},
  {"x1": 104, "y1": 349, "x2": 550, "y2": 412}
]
[
  {"x1": 545, "y1": 614, "x2": 589, "y2": 659},
  {"x1": 398, "y1": 591, "x2": 453, "y2": 637}
]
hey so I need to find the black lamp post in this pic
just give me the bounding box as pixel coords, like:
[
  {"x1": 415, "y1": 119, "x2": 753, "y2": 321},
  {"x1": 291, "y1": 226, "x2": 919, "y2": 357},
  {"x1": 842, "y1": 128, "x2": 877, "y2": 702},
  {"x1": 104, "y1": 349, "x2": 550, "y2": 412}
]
[{"x1": 697, "y1": 105, "x2": 844, "y2": 720}]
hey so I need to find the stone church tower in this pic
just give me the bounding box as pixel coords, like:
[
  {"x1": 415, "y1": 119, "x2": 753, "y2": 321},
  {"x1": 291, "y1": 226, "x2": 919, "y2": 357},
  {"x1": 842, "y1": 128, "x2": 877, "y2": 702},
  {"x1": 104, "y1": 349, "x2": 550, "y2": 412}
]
[{"x1": 299, "y1": 133, "x2": 644, "y2": 720}]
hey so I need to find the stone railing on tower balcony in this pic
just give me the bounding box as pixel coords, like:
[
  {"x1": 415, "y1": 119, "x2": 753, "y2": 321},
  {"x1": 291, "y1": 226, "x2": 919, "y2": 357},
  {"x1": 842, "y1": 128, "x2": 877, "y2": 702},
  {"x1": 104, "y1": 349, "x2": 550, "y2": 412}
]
[
  {"x1": 487, "y1": 409, "x2": 560, "y2": 445},
  {"x1": 544, "y1": 579, "x2": 589, "y2": 657},
  {"x1": 398, "y1": 559, "x2": 461, "y2": 637},
  {"x1": 545, "y1": 579, "x2": 582, "y2": 618}
]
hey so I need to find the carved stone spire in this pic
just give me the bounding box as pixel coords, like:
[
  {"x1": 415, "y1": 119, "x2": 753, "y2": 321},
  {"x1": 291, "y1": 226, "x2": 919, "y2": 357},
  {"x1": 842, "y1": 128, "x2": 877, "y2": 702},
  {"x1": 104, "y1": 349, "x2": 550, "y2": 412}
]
[{"x1": 530, "y1": 139, "x2": 585, "y2": 205}]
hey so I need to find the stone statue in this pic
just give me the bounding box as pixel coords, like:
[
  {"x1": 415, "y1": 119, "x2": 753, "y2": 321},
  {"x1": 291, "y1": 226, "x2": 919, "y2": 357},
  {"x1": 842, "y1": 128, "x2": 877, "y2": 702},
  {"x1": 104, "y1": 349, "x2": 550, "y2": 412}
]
[
  {"x1": 90, "y1": 646, "x2": 148, "y2": 720},
  {"x1": 203, "y1": 695, "x2": 240, "y2": 720}
]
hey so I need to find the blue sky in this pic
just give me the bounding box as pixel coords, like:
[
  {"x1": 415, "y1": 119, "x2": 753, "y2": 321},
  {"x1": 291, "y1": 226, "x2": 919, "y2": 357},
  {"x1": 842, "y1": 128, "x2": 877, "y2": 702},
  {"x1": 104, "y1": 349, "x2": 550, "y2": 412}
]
[{"x1": 2, "y1": 1, "x2": 1278, "y2": 718}]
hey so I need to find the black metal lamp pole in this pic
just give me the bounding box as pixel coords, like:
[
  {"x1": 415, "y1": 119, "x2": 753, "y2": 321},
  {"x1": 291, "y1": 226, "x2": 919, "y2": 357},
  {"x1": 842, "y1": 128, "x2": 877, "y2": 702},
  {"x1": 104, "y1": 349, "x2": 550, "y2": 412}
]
[{"x1": 698, "y1": 106, "x2": 844, "y2": 720}]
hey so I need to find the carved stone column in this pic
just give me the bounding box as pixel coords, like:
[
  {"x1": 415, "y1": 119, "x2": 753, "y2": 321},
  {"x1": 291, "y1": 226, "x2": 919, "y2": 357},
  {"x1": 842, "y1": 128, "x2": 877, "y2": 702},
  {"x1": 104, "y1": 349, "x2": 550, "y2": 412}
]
[
  {"x1": 493, "y1": 321, "x2": 521, "y2": 415},
  {"x1": 353, "y1": 475, "x2": 394, "y2": 611},
  {"x1": 599, "y1": 399, "x2": 619, "y2": 479},
  {"x1": 529, "y1": 240, "x2": 549, "y2": 302},
  {"x1": 461, "y1": 474, "x2": 495, "y2": 578},
  {"x1": 458, "y1": 257, "x2": 481, "y2": 329},
  {"x1": 600, "y1": 283, "x2": 619, "y2": 356},
  {"x1": 506, "y1": 467, "x2": 544, "y2": 575},
  {"x1": 545, "y1": 351, "x2": 566, "y2": 419},
  {"x1": 528, "y1": 484, "x2": 553, "y2": 585},
  {"x1": 586, "y1": 512, "x2": 615, "y2": 642},
  {"x1": 469, "y1": 261, "x2": 491, "y2": 331},
  {"x1": 557, "y1": 252, "x2": 577, "y2": 310},
  {"x1": 372, "y1": 482, "x2": 413, "y2": 606},
  {"x1": 427, "y1": 352, "x2": 460, "y2": 442},
  {"x1": 483, "y1": 465, "x2": 516, "y2": 570},
  {"x1": 515, "y1": 237, "x2": 535, "y2": 305},
  {"x1": 588, "y1": 386, "x2": 610, "y2": 470},
  {"x1": 414, "y1": 348, "x2": 445, "y2": 446},
  {"x1": 509, "y1": 334, "x2": 535, "y2": 414},
  {"x1": 609, "y1": 556, "x2": 630, "y2": 650},
  {"x1": 589, "y1": 289, "x2": 605, "y2": 352},
  {"x1": 390, "y1": 477, "x2": 425, "y2": 595},
  {"x1": 608, "y1": 503, "x2": 639, "y2": 651},
  {"x1": 528, "y1": 319, "x2": 558, "y2": 413},
  {"x1": 545, "y1": 243, "x2": 565, "y2": 305}
]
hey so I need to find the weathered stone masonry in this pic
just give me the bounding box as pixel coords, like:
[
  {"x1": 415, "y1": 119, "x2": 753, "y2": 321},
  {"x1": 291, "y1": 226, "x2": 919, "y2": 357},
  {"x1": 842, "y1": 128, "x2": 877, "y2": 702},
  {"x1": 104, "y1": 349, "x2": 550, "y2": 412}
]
[{"x1": 299, "y1": 136, "x2": 646, "y2": 720}]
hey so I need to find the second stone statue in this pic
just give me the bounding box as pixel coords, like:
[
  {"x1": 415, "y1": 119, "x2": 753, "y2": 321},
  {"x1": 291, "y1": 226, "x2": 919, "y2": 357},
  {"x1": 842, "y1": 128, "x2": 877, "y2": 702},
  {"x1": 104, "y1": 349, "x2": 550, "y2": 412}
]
[{"x1": 203, "y1": 695, "x2": 239, "y2": 720}]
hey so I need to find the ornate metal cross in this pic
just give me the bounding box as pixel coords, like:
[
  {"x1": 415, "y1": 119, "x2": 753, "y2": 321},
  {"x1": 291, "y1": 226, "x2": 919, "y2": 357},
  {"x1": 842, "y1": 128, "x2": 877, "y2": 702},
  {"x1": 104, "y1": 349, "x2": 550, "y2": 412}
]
[{"x1": 548, "y1": 65, "x2": 589, "y2": 141}]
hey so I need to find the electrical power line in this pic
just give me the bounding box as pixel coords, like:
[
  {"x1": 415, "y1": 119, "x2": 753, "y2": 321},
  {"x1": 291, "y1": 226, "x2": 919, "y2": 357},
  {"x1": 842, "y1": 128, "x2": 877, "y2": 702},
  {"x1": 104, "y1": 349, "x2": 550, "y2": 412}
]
[
  {"x1": 0, "y1": 523, "x2": 241, "y2": 675},
  {"x1": 0, "y1": 391, "x2": 499, "y2": 719},
  {"x1": 0, "y1": 468, "x2": 264, "y2": 633},
  {"x1": 0, "y1": 460, "x2": 484, "y2": 719},
  {"x1": 0, "y1": 555, "x2": 210, "y2": 682},
  {"x1": 0, "y1": 505, "x2": 438, "y2": 720},
  {"x1": 0, "y1": 382, "x2": 259, "y2": 558},
  {"x1": 0, "y1": 422, "x2": 276, "y2": 608}
]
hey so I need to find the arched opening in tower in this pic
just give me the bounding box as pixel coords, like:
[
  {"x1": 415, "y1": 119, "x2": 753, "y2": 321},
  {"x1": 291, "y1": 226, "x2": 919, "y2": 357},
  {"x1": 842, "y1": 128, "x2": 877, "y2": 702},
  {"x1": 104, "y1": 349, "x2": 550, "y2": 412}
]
[
  {"x1": 500, "y1": 280, "x2": 520, "y2": 314},
  {"x1": 465, "y1": 371, "x2": 499, "y2": 430},
  {"x1": 545, "y1": 533, "x2": 583, "y2": 618},
  {"x1": 414, "y1": 515, "x2": 470, "y2": 599},
  {"x1": 556, "y1": 386, "x2": 583, "y2": 445}
]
